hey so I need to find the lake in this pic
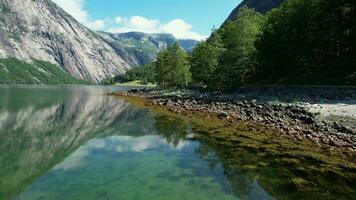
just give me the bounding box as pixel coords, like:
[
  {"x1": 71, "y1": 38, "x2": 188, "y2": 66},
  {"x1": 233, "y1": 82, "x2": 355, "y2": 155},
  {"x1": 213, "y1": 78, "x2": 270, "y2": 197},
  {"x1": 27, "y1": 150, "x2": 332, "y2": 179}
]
[{"x1": 0, "y1": 85, "x2": 354, "y2": 200}]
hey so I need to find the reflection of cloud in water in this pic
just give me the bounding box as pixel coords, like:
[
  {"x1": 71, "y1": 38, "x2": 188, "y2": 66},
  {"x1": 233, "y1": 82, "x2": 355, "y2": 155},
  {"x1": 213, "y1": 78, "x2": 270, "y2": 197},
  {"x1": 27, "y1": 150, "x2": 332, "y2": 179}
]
[{"x1": 55, "y1": 135, "x2": 191, "y2": 171}]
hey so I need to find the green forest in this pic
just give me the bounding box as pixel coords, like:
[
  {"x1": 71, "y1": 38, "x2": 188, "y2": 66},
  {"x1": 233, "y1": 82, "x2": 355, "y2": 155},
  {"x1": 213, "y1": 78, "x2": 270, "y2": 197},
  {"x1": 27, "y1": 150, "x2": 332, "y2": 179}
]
[
  {"x1": 112, "y1": 0, "x2": 355, "y2": 91},
  {"x1": 0, "y1": 58, "x2": 87, "y2": 84}
]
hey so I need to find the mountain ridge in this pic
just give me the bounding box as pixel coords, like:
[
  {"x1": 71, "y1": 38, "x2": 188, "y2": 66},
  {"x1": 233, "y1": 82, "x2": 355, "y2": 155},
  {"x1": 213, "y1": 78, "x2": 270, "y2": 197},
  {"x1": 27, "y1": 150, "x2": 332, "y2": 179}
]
[
  {"x1": 98, "y1": 31, "x2": 199, "y2": 66},
  {"x1": 0, "y1": 0, "x2": 199, "y2": 84},
  {"x1": 0, "y1": 0, "x2": 130, "y2": 83},
  {"x1": 226, "y1": 0, "x2": 285, "y2": 21}
]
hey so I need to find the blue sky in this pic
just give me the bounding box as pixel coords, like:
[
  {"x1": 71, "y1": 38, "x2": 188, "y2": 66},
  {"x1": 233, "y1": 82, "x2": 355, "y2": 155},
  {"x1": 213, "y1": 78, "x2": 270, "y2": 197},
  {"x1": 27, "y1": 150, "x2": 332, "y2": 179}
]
[{"x1": 52, "y1": 0, "x2": 241, "y2": 40}]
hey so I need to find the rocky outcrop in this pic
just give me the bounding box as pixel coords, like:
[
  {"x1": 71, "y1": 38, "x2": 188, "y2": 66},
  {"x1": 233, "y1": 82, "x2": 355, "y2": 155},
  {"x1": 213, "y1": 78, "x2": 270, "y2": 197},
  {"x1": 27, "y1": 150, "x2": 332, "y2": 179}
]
[
  {"x1": 178, "y1": 39, "x2": 199, "y2": 52},
  {"x1": 226, "y1": 0, "x2": 285, "y2": 21},
  {"x1": 0, "y1": 0, "x2": 130, "y2": 83}
]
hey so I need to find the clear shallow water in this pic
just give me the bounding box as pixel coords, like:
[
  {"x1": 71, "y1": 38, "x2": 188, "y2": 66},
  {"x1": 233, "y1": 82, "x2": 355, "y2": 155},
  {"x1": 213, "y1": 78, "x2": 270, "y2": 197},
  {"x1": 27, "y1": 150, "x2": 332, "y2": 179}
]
[
  {"x1": 0, "y1": 85, "x2": 354, "y2": 200},
  {"x1": 16, "y1": 136, "x2": 258, "y2": 200}
]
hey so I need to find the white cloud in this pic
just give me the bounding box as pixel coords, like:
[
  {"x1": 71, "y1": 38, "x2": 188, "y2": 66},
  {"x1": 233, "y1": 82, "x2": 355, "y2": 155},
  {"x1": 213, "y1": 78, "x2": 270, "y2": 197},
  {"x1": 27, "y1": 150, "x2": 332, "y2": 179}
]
[
  {"x1": 54, "y1": 135, "x2": 192, "y2": 171},
  {"x1": 161, "y1": 19, "x2": 205, "y2": 41},
  {"x1": 108, "y1": 16, "x2": 159, "y2": 34},
  {"x1": 52, "y1": 0, "x2": 88, "y2": 23},
  {"x1": 52, "y1": 0, "x2": 105, "y2": 30},
  {"x1": 86, "y1": 19, "x2": 105, "y2": 30},
  {"x1": 51, "y1": 0, "x2": 206, "y2": 40},
  {"x1": 129, "y1": 16, "x2": 160, "y2": 32},
  {"x1": 108, "y1": 16, "x2": 206, "y2": 40},
  {"x1": 115, "y1": 16, "x2": 123, "y2": 24}
]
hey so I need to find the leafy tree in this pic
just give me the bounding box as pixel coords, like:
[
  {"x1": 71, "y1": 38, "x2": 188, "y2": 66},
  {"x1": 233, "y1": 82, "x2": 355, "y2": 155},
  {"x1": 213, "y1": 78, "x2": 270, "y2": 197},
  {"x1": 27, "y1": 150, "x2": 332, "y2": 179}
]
[
  {"x1": 190, "y1": 31, "x2": 225, "y2": 88},
  {"x1": 102, "y1": 63, "x2": 155, "y2": 85},
  {"x1": 154, "y1": 49, "x2": 172, "y2": 87},
  {"x1": 114, "y1": 0, "x2": 355, "y2": 90},
  {"x1": 255, "y1": 0, "x2": 318, "y2": 83},
  {"x1": 216, "y1": 6, "x2": 265, "y2": 90},
  {"x1": 154, "y1": 43, "x2": 191, "y2": 87},
  {"x1": 316, "y1": 0, "x2": 356, "y2": 84},
  {"x1": 256, "y1": 0, "x2": 355, "y2": 84}
]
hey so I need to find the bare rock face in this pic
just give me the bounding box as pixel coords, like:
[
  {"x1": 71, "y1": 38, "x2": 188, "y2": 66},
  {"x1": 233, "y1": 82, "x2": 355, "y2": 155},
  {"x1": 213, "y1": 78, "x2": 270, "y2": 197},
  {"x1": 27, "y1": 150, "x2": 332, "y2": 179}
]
[
  {"x1": 226, "y1": 0, "x2": 285, "y2": 21},
  {"x1": 0, "y1": 0, "x2": 130, "y2": 83}
]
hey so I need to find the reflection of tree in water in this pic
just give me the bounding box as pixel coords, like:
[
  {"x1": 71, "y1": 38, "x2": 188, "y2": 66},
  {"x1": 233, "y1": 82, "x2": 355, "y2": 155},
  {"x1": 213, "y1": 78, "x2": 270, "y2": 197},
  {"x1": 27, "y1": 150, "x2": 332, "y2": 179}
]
[
  {"x1": 195, "y1": 136, "x2": 356, "y2": 200},
  {"x1": 152, "y1": 115, "x2": 265, "y2": 199},
  {"x1": 154, "y1": 115, "x2": 192, "y2": 147},
  {"x1": 191, "y1": 141, "x2": 261, "y2": 199},
  {"x1": 152, "y1": 114, "x2": 356, "y2": 200}
]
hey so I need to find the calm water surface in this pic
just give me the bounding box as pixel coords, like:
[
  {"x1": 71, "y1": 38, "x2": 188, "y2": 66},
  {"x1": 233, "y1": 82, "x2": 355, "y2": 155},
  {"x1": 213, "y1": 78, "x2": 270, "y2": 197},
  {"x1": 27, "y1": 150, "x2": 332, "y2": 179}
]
[{"x1": 0, "y1": 85, "x2": 354, "y2": 200}]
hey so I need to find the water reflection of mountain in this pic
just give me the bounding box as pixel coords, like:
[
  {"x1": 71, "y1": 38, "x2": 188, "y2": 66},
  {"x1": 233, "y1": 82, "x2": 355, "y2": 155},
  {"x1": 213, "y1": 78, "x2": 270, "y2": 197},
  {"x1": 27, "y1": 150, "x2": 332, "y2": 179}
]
[
  {"x1": 0, "y1": 86, "x2": 156, "y2": 199},
  {"x1": 1, "y1": 86, "x2": 354, "y2": 200}
]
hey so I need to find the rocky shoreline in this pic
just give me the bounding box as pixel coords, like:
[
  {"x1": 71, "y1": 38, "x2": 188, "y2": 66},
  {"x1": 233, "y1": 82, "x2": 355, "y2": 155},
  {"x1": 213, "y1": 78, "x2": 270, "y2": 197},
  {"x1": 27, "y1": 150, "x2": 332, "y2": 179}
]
[{"x1": 113, "y1": 86, "x2": 356, "y2": 151}]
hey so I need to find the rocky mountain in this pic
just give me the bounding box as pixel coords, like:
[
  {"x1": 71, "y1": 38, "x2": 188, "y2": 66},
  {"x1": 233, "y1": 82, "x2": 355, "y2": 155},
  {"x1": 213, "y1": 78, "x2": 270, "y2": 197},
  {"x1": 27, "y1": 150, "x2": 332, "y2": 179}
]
[
  {"x1": 227, "y1": 0, "x2": 285, "y2": 21},
  {"x1": 178, "y1": 39, "x2": 200, "y2": 52},
  {"x1": 98, "y1": 31, "x2": 199, "y2": 66},
  {"x1": 0, "y1": 0, "x2": 130, "y2": 83}
]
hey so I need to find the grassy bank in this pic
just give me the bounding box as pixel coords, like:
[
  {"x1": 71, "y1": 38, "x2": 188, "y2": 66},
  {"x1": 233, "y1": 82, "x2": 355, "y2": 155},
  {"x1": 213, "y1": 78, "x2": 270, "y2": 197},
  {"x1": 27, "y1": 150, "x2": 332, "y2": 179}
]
[{"x1": 113, "y1": 80, "x2": 156, "y2": 87}]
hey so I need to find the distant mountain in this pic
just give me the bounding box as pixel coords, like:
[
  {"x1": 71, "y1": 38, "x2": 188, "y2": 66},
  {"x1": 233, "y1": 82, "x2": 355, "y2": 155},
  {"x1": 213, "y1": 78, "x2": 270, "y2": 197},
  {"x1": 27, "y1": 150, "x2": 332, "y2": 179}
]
[
  {"x1": 178, "y1": 39, "x2": 200, "y2": 52},
  {"x1": 226, "y1": 0, "x2": 285, "y2": 21},
  {"x1": 0, "y1": 0, "x2": 130, "y2": 83},
  {"x1": 98, "y1": 31, "x2": 199, "y2": 66}
]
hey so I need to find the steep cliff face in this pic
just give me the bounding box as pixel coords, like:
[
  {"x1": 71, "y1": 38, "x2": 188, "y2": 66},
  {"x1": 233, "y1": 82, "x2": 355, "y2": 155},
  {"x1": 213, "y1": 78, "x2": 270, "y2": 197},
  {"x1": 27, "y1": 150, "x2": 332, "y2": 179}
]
[
  {"x1": 99, "y1": 31, "x2": 199, "y2": 66},
  {"x1": 0, "y1": 0, "x2": 130, "y2": 83},
  {"x1": 227, "y1": 0, "x2": 285, "y2": 21}
]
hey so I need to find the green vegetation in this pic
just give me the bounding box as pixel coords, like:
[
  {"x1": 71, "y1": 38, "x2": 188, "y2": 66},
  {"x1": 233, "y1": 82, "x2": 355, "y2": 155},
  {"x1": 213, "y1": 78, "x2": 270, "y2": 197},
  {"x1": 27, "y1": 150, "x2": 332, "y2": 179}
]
[
  {"x1": 255, "y1": 0, "x2": 355, "y2": 85},
  {"x1": 154, "y1": 43, "x2": 191, "y2": 88},
  {"x1": 189, "y1": 32, "x2": 225, "y2": 89},
  {"x1": 113, "y1": 80, "x2": 156, "y2": 87},
  {"x1": 0, "y1": 3, "x2": 11, "y2": 14},
  {"x1": 99, "y1": 32, "x2": 198, "y2": 67},
  {"x1": 107, "y1": 0, "x2": 355, "y2": 90},
  {"x1": 217, "y1": 7, "x2": 264, "y2": 89},
  {"x1": 191, "y1": 0, "x2": 355, "y2": 91},
  {"x1": 106, "y1": 42, "x2": 191, "y2": 88},
  {"x1": 0, "y1": 58, "x2": 87, "y2": 84},
  {"x1": 108, "y1": 37, "x2": 159, "y2": 65},
  {"x1": 190, "y1": 7, "x2": 265, "y2": 90},
  {"x1": 102, "y1": 63, "x2": 155, "y2": 85}
]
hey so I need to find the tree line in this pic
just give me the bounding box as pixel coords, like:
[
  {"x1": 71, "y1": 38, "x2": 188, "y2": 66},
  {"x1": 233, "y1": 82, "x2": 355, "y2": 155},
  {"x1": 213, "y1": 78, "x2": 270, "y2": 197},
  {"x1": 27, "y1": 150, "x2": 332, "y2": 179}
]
[{"x1": 107, "y1": 0, "x2": 355, "y2": 91}]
